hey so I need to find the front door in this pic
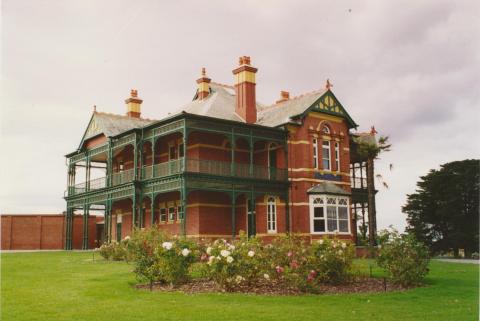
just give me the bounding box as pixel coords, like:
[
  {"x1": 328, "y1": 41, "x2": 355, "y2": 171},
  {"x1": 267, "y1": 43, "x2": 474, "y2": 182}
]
[
  {"x1": 116, "y1": 223, "x2": 122, "y2": 242},
  {"x1": 247, "y1": 198, "x2": 256, "y2": 237}
]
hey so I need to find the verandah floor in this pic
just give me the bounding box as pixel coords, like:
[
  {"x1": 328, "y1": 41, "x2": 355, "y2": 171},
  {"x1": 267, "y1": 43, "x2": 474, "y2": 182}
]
[{"x1": 1, "y1": 251, "x2": 478, "y2": 321}]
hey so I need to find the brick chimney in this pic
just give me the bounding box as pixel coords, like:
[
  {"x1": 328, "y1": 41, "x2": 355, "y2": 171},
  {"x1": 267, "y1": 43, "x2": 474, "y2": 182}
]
[
  {"x1": 196, "y1": 67, "x2": 211, "y2": 100},
  {"x1": 276, "y1": 91, "x2": 290, "y2": 104},
  {"x1": 232, "y1": 56, "x2": 258, "y2": 123},
  {"x1": 125, "y1": 89, "x2": 142, "y2": 118}
]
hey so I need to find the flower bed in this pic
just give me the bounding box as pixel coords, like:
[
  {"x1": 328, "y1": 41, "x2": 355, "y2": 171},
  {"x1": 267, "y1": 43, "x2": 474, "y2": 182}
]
[{"x1": 98, "y1": 228, "x2": 429, "y2": 294}]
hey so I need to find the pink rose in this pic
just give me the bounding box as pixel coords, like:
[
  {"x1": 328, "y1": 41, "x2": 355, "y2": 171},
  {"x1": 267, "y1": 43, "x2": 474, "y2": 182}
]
[{"x1": 275, "y1": 265, "x2": 284, "y2": 274}]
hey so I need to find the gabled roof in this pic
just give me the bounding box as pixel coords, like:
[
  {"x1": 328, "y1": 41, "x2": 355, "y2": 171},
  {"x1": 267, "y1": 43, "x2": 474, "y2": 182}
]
[
  {"x1": 307, "y1": 182, "x2": 351, "y2": 195},
  {"x1": 257, "y1": 89, "x2": 358, "y2": 128},
  {"x1": 78, "y1": 112, "x2": 155, "y2": 149}
]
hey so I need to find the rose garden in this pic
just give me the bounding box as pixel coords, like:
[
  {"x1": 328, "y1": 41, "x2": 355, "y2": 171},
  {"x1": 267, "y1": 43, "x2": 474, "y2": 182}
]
[{"x1": 97, "y1": 227, "x2": 430, "y2": 295}]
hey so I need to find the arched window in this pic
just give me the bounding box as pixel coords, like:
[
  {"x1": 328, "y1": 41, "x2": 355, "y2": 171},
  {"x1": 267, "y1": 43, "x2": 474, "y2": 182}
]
[{"x1": 267, "y1": 196, "x2": 277, "y2": 233}]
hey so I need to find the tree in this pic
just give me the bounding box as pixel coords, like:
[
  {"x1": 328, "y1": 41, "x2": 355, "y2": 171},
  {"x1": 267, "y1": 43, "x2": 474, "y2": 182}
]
[
  {"x1": 356, "y1": 132, "x2": 391, "y2": 247},
  {"x1": 403, "y1": 159, "x2": 479, "y2": 257}
]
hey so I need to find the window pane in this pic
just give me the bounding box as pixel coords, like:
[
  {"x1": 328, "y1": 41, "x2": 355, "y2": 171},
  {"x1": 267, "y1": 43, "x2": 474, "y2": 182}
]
[
  {"x1": 327, "y1": 197, "x2": 336, "y2": 205},
  {"x1": 339, "y1": 220, "x2": 349, "y2": 232},
  {"x1": 314, "y1": 207, "x2": 324, "y2": 218},
  {"x1": 327, "y1": 218, "x2": 337, "y2": 232},
  {"x1": 327, "y1": 206, "x2": 337, "y2": 218},
  {"x1": 338, "y1": 207, "x2": 348, "y2": 219},
  {"x1": 313, "y1": 197, "x2": 323, "y2": 204},
  {"x1": 314, "y1": 219, "x2": 325, "y2": 232}
]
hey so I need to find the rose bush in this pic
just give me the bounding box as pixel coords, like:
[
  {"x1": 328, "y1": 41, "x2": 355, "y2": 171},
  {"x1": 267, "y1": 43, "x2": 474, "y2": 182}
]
[
  {"x1": 97, "y1": 240, "x2": 128, "y2": 261},
  {"x1": 202, "y1": 232, "x2": 266, "y2": 291},
  {"x1": 128, "y1": 228, "x2": 199, "y2": 289},
  {"x1": 376, "y1": 228, "x2": 430, "y2": 286}
]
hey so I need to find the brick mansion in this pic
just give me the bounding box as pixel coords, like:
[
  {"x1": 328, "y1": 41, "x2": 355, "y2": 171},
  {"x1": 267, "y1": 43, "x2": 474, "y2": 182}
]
[{"x1": 64, "y1": 56, "x2": 376, "y2": 250}]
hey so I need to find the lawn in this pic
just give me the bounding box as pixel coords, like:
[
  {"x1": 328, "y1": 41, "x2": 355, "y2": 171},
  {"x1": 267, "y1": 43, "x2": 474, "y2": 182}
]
[{"x1": 1, "y1": 251, "x2": 478, "y2": 321}]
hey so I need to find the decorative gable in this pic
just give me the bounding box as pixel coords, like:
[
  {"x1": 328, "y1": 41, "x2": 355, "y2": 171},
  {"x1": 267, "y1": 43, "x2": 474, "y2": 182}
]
[
  {"x1": 313, "y1": 92, "x2": 344, "y2": 115},
  {"x1": 306, "y1": 91, "x2": 358, "y2": 129},
  {"x1": 85, "y1": 116, "x2": 102, "y2": 139}
]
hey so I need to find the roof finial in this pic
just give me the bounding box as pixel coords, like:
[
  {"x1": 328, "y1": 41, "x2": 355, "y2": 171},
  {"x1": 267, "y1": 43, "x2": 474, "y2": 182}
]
[
  {"x1": 93, "y1": 105, "x2": 97, "y2": 113},
  {"x1": 201, "y1": 67, "x2": 206, "y2": 76},
  {"x1": 131, "y1": 89, "x2": 138, "y2": 98},
  {"x1": 325, "y1": 79, "x2": 333, "y2": 90},
  {"x1": 370, "y1": 126, "x2": 378, "y2": 135}
]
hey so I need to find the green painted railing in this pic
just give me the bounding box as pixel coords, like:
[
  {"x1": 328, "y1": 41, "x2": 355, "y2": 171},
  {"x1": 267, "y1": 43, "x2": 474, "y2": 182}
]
[
  {"x1": 142, "y1": 158, "x2": 184, "y2": 179},
  {"x1": 112, "y1": 169, "x2": 134, "y2": 186}
]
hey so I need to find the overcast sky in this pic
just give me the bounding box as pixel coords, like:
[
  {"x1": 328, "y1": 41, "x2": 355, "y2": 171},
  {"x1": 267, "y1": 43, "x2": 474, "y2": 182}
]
[{"x1": 1, "y1": 0, "x2": 479, "y2": 231}]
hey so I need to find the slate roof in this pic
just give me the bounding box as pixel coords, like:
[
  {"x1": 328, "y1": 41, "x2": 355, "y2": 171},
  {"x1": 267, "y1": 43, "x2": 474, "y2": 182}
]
[
  {"x1": 256, "y1": 89, "x2": 327, "y2": 127},
  {"x1": 83, "y1": 112, "x2": 156, "y2": 142},
  {"x1": 176, "y1": 82, "x2": 266, "y2": 122},
  {"x1": 307, "y1": 182, "x2": 351, "y2": 195}
]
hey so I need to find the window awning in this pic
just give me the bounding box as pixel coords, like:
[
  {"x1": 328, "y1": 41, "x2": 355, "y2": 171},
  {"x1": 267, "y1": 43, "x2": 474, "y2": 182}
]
[{"x1": 307, "y1": 182, "x2": 351, "y2": 196}]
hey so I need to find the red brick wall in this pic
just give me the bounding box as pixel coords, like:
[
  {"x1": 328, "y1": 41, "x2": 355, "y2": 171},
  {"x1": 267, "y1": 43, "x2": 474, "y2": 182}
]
[
  {"x1": 1, "y1": 214, "x2": 100, "y2": 250},
  {"x1": 0, "y1": 215, "x2": 65, "y2": 250},
  {"x1": 286, "y1": 113, "x2": 354, "y2": 241}
]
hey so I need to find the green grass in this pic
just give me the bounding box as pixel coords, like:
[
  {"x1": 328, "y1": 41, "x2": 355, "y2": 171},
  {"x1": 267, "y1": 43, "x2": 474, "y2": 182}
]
[{"x1": 1, "y1": 251, "x2": 478, "y2": 321}]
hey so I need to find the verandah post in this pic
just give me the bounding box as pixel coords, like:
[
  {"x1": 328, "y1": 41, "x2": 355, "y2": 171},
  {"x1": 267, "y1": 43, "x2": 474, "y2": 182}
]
[{"x1": 231, "y1": 190, "x2": 236, "y2": 239}]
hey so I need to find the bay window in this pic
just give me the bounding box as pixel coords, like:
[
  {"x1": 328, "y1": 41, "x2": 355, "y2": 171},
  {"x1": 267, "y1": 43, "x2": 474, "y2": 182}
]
[{"x1": 310, "y1": 195, "x2": 349, "y2": 234}]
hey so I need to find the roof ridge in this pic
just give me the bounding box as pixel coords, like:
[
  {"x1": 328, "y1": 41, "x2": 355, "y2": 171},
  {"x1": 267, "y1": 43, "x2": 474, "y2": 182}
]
[
  {"x1": 261, "y1": 88, "x2": 327, "y2": 110},
  {"x1": 210, "y1": 81, "x2": 235, "y2": 89},
  {"x1": 95, "y1": 111, "x2": 155, "y2": 121}
]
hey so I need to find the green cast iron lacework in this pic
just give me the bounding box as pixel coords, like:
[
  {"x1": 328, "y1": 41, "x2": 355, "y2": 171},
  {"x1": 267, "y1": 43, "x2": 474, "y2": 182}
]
[
  {"x1": 142, "y1": 178, "x2": 182, "y2": 194},
  {"x1": 145, "y1": 120, "x2": 184, "y2": 140},
  {"x1": 112, "y1": 133, "x2": 136, "y2": 150}
]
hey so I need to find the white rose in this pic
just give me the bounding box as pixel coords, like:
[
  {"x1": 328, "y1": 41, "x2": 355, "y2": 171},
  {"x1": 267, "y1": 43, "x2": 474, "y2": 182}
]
[
  {"x1": 248, "y1": 250, "x2": 255, "y2": 257},
  {"x1": 263, "y1": 273, "x2": 270, "y2": 280},
  {"x1": 229, "y1": 245, "x2": 236, "y2": 251},
  {"x1": 206, "y1": 247, "x2": 212, "y2": 255},
  {"x1": 341, "y1": 242, "x2": 347, "y2": 249},
  {"x1": 208, "y1": 256, "x2": 215, "y2": 265},
  {"x1": 226, "y1": 256, "x2": 234, "y2": 263},
  {"x1": 124, "y1": 236, "x2": 131, "y2": 241},
  {"x1": 181, "y1": 248, "x2": 191, "y2": 257},
  {"x1": 162, "y1": 242, "x2": 173, "y2": 250},
  {"x1": 220, "y1": 250, "x2": 231, "y2": 257},
  {"x1": 318, "y1": 239, "x2": 324, "y2": 245}
]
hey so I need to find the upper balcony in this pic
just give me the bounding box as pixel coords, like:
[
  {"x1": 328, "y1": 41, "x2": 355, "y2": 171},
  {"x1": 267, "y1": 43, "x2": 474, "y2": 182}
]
[
  {"x1": 65, "y1": 113, "x2": 288, "y2": 198},
  {"x1": 68, "y1": 157, "x2": 288, "y2": 197}
]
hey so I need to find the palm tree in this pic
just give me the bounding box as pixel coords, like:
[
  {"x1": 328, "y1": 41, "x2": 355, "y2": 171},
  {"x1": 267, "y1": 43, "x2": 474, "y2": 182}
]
[{"x1": 355, "y1": 128, "x2": 391, "y2": 247}]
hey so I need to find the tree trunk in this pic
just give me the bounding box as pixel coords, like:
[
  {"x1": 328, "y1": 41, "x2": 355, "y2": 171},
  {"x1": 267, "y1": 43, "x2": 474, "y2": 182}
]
[{"x1": 366, "y1": 157, "x2": 377, "y2": 247}]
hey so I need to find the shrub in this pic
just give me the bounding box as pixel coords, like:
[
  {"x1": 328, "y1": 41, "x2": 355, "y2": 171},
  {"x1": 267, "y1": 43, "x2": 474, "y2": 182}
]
[
  {"x1": 263, "y1": 236, "x2": 354, "y2": 291},
  {"x1": 310, "y1": 238, "x2": 354, "y2": 284},
  {"x1": 129, "y1": 228, "x2": 198, "y2": 288},
  {"x1": 263, "y1": 235, "x2": 313, "y2": 291},
  {"x1": 97, "y1": 240, "x2": 128, "y2": 261},
  {"x1": 203, "y1": 232, "x2": 266, "y2": 291},
  {"x1": 376, "y1": 228, "x2": 430, "y2": 286}
]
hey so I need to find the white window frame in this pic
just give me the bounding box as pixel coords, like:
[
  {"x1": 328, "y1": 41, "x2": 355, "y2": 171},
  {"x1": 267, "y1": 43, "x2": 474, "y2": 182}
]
[
  {"x1": 309, "y1": 195, "x2": 350, "y2": 235},
  {"x1": 267, "y1": 196, "x2": 277, "y2": 233},
  {"x1": 313, "y1": 138, "x2": 318, "y2": 169},
  {"x1": 322, "y1": 140, "x2": 331, "y2": 170},
  {"x1": 335, "y1": 142, "x2": 340, "y2": 172}
]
